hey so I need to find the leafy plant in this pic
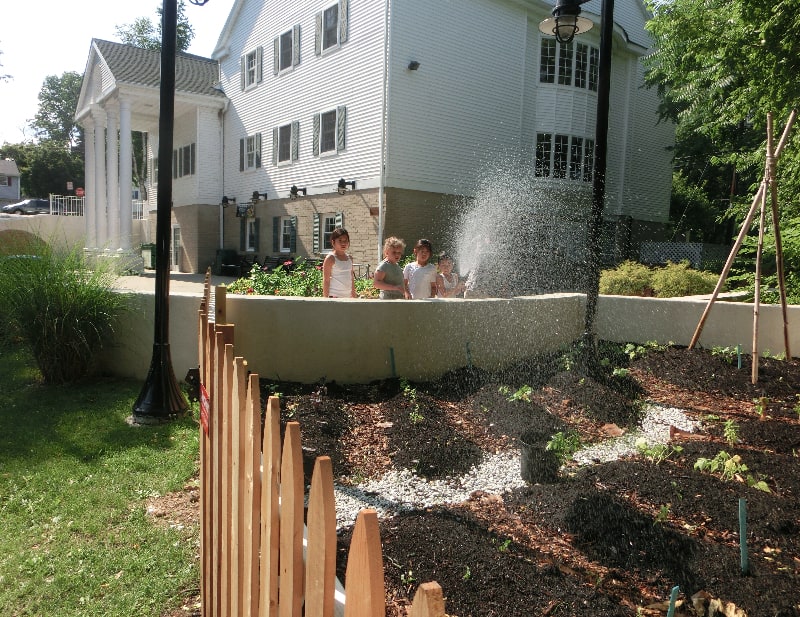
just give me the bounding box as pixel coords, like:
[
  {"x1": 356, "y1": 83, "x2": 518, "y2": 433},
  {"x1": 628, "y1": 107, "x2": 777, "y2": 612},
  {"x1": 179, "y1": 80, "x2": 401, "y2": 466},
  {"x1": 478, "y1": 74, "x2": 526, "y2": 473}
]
[
  {"x1": 636, "y1": 439, "x2": 683, "y2": 465},
  {"x1": 546, "y1": 431, "x2": 582, "y2": 463},
  {"x1": 655, "y1": 503, "x2": 671, "y2": 525},
  {"x1": 0, "y1": 245, "x2": 130, "y2": 383},
  {"x1": 650, "y1": 260, "x2": 719, "y2": 297},
  {"x1": 401, "y1": 378, "x2": 424, "y2": 423},
  {"x1": 694, "y1": 451, "x2": 771, "y2": 492},
  {"x1": 711, "y1": 346, "x2": 738, "y2": 364},
  {"x1": 462, "y1": 566, "x2": 472, "y2": 581},
  {"x1": 723, "y1": 419, "x2": 739, "y2": 446},
  {"x1": 600, "y1": 260, "x2": 653, "y2": 296},
  {"x1": 503, "y1": 385, "x2": 533, "y2": 403},
  {"x1": 754, "y1": 397, "x2": 769, "y2": 418},
  {"x1": 497, "y1": 538, "x2": 512, "y2": 552}
]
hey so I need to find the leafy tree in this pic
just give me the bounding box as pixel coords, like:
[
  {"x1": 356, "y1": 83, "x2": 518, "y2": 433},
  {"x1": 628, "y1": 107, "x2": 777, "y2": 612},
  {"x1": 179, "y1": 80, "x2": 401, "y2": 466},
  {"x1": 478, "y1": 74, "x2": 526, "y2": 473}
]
[
  {"x1": 644, "y1": 0, "x2": 800, "y2": 300},
  {"x1": 24, "y1": 141, "x2": 84, "y2": 199},
  {"x1": 115, "y1": 1, "x2": 195, "y2": 52},
  {"x1": 32, "y1": 72, "x2": 83, "y2": 148}
]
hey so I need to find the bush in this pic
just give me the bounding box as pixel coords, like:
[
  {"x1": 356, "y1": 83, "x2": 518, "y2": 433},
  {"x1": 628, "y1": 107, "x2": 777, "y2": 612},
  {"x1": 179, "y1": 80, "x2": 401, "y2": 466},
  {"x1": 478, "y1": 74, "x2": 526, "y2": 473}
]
[
  {"x1": 650, "y1": 260, "x2": 719, "y2": 297},
  {"x1": 226, "y1": 257, "x2": 379, "y2": 298},
  {"x1": 0, "y1": 246, "x2": 130, "y2": 383},
  {"x1": 599, "y1": 260, "x2": 652, "y2": 296}
]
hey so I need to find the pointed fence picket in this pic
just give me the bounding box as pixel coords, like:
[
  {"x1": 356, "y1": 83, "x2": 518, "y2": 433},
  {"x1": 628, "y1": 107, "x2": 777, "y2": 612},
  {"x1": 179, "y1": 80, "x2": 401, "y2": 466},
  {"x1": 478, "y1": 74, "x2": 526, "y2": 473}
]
[{"x1": 197, "y1": 273, "x2": 445, "y2": 617}]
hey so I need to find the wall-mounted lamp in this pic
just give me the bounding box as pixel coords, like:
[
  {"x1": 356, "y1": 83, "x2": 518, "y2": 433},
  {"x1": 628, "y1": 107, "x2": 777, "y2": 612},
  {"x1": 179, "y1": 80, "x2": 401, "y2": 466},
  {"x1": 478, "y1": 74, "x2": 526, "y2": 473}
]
[
  {"x1": 337, "y1": 178, "x2": 356, "y2": 194},
  {"x1": 252, "y1": 190, "x2": 268, "y2": 203},
  {"x1": 289, "y1": 185, "x2": 307, "y2": 199},
  {"x1": 221, "y1": 195, "x2": 236, "y2": 207},
  {"x1": 407, "y1": 60, "x2": 420, "y2": 71}
]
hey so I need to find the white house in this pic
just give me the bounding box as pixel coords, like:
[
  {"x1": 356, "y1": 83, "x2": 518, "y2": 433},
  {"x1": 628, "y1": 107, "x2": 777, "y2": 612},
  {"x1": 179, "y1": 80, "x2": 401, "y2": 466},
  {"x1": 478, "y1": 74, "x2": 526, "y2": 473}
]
[
  {"x1": 75, "y1": 0, "x2": 673, "y2": 277},
  {"x1": 0, "y1": 158, "x2": 22, "y2": 205}
]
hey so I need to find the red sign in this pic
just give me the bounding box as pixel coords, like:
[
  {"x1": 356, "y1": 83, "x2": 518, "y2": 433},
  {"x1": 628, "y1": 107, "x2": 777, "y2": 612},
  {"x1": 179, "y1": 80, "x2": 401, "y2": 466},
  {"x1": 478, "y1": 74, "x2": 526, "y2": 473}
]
[{"x1": 75, "y1": 187, "x2": 85, "y2": 197}]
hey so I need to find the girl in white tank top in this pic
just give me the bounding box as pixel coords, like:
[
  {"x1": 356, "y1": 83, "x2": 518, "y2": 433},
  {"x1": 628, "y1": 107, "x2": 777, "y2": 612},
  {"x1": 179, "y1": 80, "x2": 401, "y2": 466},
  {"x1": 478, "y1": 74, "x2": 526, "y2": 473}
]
[{"x1": 323, "y1": 228, "x2": 356, "y2": 298}]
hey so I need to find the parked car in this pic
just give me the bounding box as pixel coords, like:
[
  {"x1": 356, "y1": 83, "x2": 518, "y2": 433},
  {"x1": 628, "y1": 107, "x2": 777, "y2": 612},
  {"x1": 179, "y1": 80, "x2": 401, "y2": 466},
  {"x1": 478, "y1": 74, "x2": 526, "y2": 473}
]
[{"x1": 2, "y1": 199, "x2": 51, "y2": 215}]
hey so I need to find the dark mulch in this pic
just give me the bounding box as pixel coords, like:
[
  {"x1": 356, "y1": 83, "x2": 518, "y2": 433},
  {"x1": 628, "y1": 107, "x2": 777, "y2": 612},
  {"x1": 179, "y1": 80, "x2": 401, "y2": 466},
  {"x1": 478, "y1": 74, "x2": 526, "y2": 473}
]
[{"x1": 255, "y1": 345, "x2": 800, "y2": 617}]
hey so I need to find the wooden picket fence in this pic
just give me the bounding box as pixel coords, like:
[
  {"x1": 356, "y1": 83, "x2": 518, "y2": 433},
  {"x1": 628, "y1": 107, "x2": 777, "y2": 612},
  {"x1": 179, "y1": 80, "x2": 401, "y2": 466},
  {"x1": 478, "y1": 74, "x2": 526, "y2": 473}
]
[{"x1": 197, "y1": 274, "x2": 446, "y2": 617}]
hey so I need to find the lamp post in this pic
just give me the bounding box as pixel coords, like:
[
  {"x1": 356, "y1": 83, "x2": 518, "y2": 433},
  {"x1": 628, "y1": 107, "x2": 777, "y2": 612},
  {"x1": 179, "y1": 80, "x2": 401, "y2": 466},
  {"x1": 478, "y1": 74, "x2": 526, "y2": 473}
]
[
  {"x1": 133, "y1": 0, "x2": 209, "y2": 422},
  {"x1": 540, "y1": 0, "x2": 614, "y2": 363}
]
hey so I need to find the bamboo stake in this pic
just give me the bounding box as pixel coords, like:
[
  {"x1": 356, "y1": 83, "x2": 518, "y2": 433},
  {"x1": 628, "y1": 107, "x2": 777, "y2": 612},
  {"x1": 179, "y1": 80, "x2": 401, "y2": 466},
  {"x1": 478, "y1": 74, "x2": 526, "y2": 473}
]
[
  {"x1": 688, "y1": 110, "x2": 797, "y2": 351},
  {"x1": 752, "y1": 162, "x2": 767, "y2": 384}
]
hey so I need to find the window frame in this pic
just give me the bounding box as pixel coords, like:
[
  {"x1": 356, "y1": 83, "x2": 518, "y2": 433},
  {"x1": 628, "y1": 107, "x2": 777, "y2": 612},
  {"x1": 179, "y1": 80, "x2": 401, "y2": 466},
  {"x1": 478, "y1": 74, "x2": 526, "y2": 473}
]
[
  {"x1": 322, "y1": 3, "x2": 339, "y2": 51},
  {"x1": 539, "y1": 38, "x2": 598, "y2": 93},
  {"x1": 535, "y1": 133, "x2": 594, "y2": 183},
  {"x1": 246, "y1": 134, "x2": 261, "y2": 170},
  {"x1": 319, "y1": 109, "x2": 337, "y2": 154},
  {"x1": 280, "y1": 216, "x2": 294, "y2": 253},
  {"x1": 277, "y1": 124, "x2": 293, "y2": 164},
  {"x1": 279, "y1": 30, "x2": 293, "y2": 72}
]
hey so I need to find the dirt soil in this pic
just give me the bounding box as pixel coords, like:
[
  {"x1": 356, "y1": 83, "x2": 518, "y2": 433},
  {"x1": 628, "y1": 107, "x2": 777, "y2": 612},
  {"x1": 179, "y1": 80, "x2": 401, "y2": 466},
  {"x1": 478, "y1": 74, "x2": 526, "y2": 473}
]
[{"x1": 161, "y1": 345, "x2": 800, "y2": 617}]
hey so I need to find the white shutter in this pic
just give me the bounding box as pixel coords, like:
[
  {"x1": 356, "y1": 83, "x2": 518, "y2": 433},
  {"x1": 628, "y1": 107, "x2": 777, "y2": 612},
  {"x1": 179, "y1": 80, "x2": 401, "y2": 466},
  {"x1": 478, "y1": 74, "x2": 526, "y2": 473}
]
[
  {"x1": 314, "y1": 11, "x2": 322, "y2": 55},
  {"x1": 291, "y1": 121, "x2": 299, "y2": 162},
  {"x1": 339, "y1": 0, "x2": 348, "y2": 44},
  {"x1": 336, "y1": 106, "x2": 346, "y2": 152},
  {"x1": 312, "y1": 113, "x2": 321, "y2": 156},
  {"x1": 293, "y1": 24, "x2": 301, "y2": 66}
]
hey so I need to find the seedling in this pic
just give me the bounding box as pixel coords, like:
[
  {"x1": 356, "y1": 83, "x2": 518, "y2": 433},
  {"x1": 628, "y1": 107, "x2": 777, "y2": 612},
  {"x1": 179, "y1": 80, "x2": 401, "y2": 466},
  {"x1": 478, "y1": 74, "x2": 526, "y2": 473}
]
[
  {"x1": 497, "y1": 538, "x2": 512, "y2": 552},
  {"x1": 723, "y1": 419, "x2": 739, "y2": 446},
  {"x1": 655, "y1": 503, "x2": 671, "y2": 525},
  {"x1": 636, "y1": 439, "x2": 683, "y2": 465},
  {"x1": 462, "y1": 566, "x2": 472, "y2": 581},
  {"x1": 546, "y1": 431, "x2": 582, "y2": 462},
  {"x1": 507, "y1": 385, "x2": 533, "y2": 403},
  {"x1": 754, "y1": 397, "x2": 769, "y2": 419},
  {"x1": 694, "y1": 451, "x2": 771, "y2": 492}
]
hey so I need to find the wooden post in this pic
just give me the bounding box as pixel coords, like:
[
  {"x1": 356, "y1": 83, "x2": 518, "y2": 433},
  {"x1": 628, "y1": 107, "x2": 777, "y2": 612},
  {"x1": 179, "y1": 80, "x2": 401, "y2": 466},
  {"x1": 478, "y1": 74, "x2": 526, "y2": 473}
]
[
  {"x1": 260, "y1": 396, "x2": 281, "y2": 617},
  {"x1": 305, "y1": 457, "x2": 337, "y2": 617},
  {"x1": 410, "y1": 582, "x2": 446, "y2": 617},
  {"x1": 244, "y1": 373, "x2": 261, "y2": 617},
  {"x1": 279, "y1": 422, "x2": 305, "y2": 617},
  {"x1": 752, "y1": 166, "x2": 767, "y2": 383},
  {"x1": 344, "y1": 509, "x2": 385, "y2": 617}
]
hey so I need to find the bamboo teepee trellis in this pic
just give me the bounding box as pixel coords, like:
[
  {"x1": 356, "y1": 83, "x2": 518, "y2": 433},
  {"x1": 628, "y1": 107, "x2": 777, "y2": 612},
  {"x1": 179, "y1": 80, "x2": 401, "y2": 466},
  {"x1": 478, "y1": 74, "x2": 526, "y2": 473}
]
[{"x1": 688, "y1": 110, "x2": 796, "y2": 383}]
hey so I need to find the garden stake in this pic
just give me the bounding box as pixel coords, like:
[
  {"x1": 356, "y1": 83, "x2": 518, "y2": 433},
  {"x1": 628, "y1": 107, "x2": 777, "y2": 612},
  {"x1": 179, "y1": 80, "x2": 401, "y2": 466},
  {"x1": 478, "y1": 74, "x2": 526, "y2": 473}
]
[
  {"x1": 739, "y1": 498, "x2": 750, "y2": 575},
  {"x1": 736, "y1": 344, "x2": 742, "y2": 369},
  {"x1": 465, "y1": 342, "x2": 473, "y2": 368},
  {"x1": 666, "y1": 585, "x2": 680, "y2": 617},
  {"x1": 389, "y1": 347, "x2": 396, "y2": 378}
]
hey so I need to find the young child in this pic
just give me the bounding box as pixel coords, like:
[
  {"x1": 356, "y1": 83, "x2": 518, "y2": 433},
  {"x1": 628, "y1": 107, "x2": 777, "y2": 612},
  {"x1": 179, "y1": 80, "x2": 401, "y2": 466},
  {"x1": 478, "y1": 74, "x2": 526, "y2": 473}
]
[
  {"x1": 372, "y1": 237, "x2": 406, "y2": 299},
  {"x1": 436, "y1": 252, "x2": 465, "y2": 298},
  {"x1": 403, "y1": 239, "x2": 438, "y2": 299},
  {"x1": 322, "y1": 227, "x2": 356, "y2": 298}
]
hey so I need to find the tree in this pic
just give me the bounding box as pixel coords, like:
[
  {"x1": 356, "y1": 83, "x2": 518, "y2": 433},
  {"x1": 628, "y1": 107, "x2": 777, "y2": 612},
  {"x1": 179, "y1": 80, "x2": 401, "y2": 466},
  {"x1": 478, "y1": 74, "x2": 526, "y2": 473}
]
[
  {"x1": 115, "y1": 1, "x2": 195, "y2": 52},
  {"x1": 32, "y1": 72, "x2": 83, "y2": 148}
]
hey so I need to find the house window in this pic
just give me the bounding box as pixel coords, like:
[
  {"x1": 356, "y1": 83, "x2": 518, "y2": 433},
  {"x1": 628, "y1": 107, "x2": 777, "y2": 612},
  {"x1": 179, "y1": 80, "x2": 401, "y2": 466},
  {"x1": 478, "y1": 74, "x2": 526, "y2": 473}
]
[
  {"x1": 274, "y1": 25, "x2": 301, "y2": 74},
  {"x1": 172, "y1": 143, "x2": 196, "y2": 178},
  {"x1": 536, "y1": 133, "x2": 594, "y2": 183},
  {"x1": 152, "y1": 157, "x2": 159, "y2": 185},
  {"x1": 322, "y1": 214, "x2": 337, "y2": 251},
  {"x1": 241, "y1": 47, "x2": 263, "y2": 90},
  {"x1": 273, "y1": 216, "x2": 297, "y2": 253},
  {"x1": 240, "y1": 134, "x2": 262, "y2": 171},
  {"x1": 540, "y1": 38, "x2": 598, "y2": 92},
  {"x1": 315, "y1": 0, "x2": 348, "y2": 55},
  {"x1": 313, "y1": 106, "x2": 346, "y2": 156},
  {"x1": 246, "y1": 219, "x2": 258, "y2": 252},
  {"x1": 280, "y1": 31, "x2": 293, "y2": 71},
  {"x1": 273, "y1": 121, "x2": 298, "y2": 165}
]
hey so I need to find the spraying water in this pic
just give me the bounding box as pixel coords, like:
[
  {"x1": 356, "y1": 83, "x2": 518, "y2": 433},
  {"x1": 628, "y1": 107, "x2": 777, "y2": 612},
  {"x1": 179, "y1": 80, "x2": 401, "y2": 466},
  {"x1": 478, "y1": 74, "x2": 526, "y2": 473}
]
[{"x1": 451, "y1": 156, "x2": 593, "y2": 297}]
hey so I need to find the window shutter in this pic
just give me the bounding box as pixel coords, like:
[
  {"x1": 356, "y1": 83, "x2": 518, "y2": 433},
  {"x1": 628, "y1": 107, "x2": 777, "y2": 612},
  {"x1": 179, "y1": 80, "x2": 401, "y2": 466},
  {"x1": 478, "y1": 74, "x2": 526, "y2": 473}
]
[
  {"x1": 272, "y1": 127, "x2": 279, "y2": 166},
  {"x1": 273, "y1": 37, "x2": 280, "y2": 75},
  {"x1": 314, "y1": 11, "x2": 322, "y2": 55},
  {"x1": 336, "y1": 106, "x2": 347, "y2": 152},
  {"x1": 313, "y1": 212, "x2": 321, "y2": 253},
  {"x1": 255, "y1": 133, "x2": 262, "y2": 168},
  {"x1": 173, "y1": 150, "x2": 178, "y2": 178},
  {"x1": 240, "y1": 55, "x2": 246, "y2": 90},
  {"x1": 273, "y1": 216, "x2": 280, "y2": 252},
  {"x1": 257, "y1": 46, "x2": 264, "y2": 83},
  {"x1": 253, "y1": 218, "x2": 261, "y2": 252},
  {"x1": 292, "y1": 24, "x2": 301, "y2": 66},
  {"x1": 339, "y1": 0, "x2": 349, "y2": 44},
  {"x1": 291, "y1": 121, "x2": 299, "y2": 162},
  {"x1": 190, "y1": 143, "x2": 196, "y2": 175},
  {"x1": 335, "y1": 212, "x2": 344, "y2": 228},
  {"x1": 290, "y1": 216, "x2": 298, "y2": 253},
  {"x1": 240, "y1": 218, "x2": 246, "y2": 251},
  {"x1": 312, "y1": 113, "x2": 320, "y2": 157},
  {"x1": 239, "y1": 138, "x2": 245, "y2": 171}
]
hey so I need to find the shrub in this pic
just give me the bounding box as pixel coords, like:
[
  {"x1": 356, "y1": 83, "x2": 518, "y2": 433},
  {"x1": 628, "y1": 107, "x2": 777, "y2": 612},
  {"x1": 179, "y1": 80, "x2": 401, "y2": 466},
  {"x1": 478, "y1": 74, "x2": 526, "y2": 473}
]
[
  {"x1": 0, "y1": 246, "x2": 130, "y2": 383},
  {"x1": 650, "y1": 260, "x2": 719, "y2": 297},
  {"x1": 599, "y1": 260, "x2": 652, "y2": 295}
]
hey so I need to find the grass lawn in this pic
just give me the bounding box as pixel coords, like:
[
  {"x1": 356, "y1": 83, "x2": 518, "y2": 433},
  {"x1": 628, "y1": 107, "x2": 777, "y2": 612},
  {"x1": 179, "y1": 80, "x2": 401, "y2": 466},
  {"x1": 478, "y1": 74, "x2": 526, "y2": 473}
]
[{"x1": 0, "y1": 344, "x2": 200, "y2": 616}]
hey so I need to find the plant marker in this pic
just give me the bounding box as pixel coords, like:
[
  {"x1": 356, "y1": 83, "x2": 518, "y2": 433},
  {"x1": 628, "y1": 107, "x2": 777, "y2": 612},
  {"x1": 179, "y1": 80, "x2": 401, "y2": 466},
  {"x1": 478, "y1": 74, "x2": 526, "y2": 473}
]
[
  {"x1": 737, "y1": 344, "x2": 742, "y2": 369},
  {"x1": 389, "y1": 347, "x2": 396, "y2": 378},
  {"x1": 666, "y1": 585, "x2": 680, "y2": 617},
  {"x1": 739, "y1": 498, "x2": 750, "y2": 575}
]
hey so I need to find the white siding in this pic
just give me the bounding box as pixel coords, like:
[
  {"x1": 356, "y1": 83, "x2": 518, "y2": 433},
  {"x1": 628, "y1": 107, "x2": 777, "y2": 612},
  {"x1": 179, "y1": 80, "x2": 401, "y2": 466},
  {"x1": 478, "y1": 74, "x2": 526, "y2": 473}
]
[
  {"x1": 218, "y1": 0, "x2": 387, "y2": 201},
  {"x1": 196, "y1": 106, "x2": 223, "y2": 205},
  {"x1": 385, "y1": 0, "x2": 527, "y2": 195}
]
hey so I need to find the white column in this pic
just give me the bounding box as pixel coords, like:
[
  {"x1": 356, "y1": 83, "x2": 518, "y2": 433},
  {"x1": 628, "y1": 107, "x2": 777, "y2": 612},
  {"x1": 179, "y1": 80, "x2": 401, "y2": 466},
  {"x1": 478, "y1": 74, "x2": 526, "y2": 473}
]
[
  {"x1": 93, "y1": 108, "x2": 107, "y2": 250},
  {"x1": 83, "y1": 118, "x2": 96, "y2": 249},
  {"x1": 119, "y1": 98, "x2": 133, "y2": 252},
  {"x1": 106, "y1": 106, "x2": 120, "y2": 251}
]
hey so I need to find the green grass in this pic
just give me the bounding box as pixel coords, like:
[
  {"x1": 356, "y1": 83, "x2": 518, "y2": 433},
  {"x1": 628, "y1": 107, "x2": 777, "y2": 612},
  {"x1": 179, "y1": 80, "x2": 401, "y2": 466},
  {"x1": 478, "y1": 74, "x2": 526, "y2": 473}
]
[{"x1": 0, "y1": 344, "x2": 200, "y2": 616}]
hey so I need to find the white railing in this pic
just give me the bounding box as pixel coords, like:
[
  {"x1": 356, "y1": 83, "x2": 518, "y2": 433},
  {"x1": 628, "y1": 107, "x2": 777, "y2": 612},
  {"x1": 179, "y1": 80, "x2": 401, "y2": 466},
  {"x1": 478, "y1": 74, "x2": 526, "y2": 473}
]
[
  {"x1": 132, "y1": 200, "x2": 145, "y2": 220},
  {"x1": 50, "y1": 195, "x2": 84, "y2": 216}
]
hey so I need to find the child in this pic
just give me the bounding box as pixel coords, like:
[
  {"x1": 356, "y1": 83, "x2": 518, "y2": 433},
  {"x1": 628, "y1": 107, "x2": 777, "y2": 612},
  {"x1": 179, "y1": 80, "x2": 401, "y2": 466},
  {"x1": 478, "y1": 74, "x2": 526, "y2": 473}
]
[
  {"x1": 372, "y1": 237, "x2": 406, "y2": 299},
  {"x1": 322, "y1": 227, "x2": 356, "y2": 298},
  {"x1": 403, "y1": 239, "x2": 438, "y2": 299},
  {"x1": 436, "y1": 252, "x2": 465, "y2": 298}
]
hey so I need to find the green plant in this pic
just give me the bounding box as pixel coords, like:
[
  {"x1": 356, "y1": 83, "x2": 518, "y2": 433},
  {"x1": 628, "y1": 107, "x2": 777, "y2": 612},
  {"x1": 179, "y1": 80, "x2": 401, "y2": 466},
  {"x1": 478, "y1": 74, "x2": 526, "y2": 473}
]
[
  {"x1": 635, "y1": 439, "x2": 683, "y2": 465},
  {"x1": 506, "y1": 385, "x2": 533, "y2": 403},
  {"x1": 711, "y1": 346, "x2": 739, "y2": 364},
  {"x1": 401, "y1": 378, "x2": 424, "y2": 423},
  {"x1": 497, "y1": 538, "x2": 512, "y2": 552},
  {"x1": 600, "y1": 260, "x2": 653, "y2": 295},
  {"x1": 650, "y1": 260, "x2": 720, "y2": 297},
  {"x1": 655, "y1": 503, "x2": 671, "y2": 524},
  {"x1": 793, "y1": 395, "x2": 800, "y2": 419},
  {"x1": 546, "y1": 431, "x2": 582, "y2": 463},
  {"x1": 694, "y1": 451, "x2": 771, "y2": 492},
  {"x1": 723, "y1": 419, "x2": 739, "y2": 445},
  {"x1": 754, "y1": 397, "x2": 769, "y2": 418},
  {"x1": 462, "y1": 566, "x2": 472, "y2": 581},
  {"x1": 0, "y1": 245, "x2": 130, "y2": 383}
]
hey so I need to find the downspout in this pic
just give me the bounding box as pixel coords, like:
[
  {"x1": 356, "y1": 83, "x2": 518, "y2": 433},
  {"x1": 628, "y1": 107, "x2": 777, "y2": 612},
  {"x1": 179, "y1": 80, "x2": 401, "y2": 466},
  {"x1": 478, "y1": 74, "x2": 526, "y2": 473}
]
[
  {"x1": 378, "y1": 0, "x2": 391, "y2": 262},
  {"x1": 219, "y1": 95, "x2": 229, "y2": 251}
]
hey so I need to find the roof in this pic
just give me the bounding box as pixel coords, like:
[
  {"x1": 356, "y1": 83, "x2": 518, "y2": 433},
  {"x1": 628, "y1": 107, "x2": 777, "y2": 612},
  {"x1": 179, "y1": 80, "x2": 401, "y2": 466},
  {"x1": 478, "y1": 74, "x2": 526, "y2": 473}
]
[
  {"x1": 0, "y1": 159, "x2": 20, "y2": 176},
  {"x1": 92, "y1": 39, "x2": 224, "y2": 98}
]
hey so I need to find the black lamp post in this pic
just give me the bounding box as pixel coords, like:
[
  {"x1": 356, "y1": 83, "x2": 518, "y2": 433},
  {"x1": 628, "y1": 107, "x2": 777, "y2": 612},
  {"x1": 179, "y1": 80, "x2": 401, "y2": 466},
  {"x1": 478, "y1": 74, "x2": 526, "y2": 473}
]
[
  {"x1": 133, "y1": 0, "x2": 209, "y2": 422},
  {"x1": 540, "y1": 0, "x2": 614, "y2": 361}
]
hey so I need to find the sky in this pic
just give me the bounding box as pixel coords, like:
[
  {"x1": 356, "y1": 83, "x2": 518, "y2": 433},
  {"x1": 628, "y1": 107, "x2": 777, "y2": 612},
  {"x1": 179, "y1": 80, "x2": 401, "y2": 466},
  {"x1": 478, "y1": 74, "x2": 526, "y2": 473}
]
[{"x1": 0, "y1": 0, "x2": 236, "y2": 145}]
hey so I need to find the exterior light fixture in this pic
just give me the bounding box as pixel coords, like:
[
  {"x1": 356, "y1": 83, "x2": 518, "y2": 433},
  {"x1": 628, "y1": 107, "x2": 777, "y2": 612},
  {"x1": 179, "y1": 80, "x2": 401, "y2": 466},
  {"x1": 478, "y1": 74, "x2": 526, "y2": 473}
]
[
  {"x1": 289, "y1": 185, "x2": 307, "y2": 199},
  {"x1": 337, "y1": 178, "x2": 356, "y2": 194},
  {"x1": 252, "y1": 190, "x2": 268, "y2": 203},
  {"x1": 538, "y1": 0, "x2": 593, "y2": 44},
  {"x1": 407, "y1": 60, "x2": 420, "y2": 71},
  {"x1": 221, "y1": 195, "x2": 236, "y2": 207}
]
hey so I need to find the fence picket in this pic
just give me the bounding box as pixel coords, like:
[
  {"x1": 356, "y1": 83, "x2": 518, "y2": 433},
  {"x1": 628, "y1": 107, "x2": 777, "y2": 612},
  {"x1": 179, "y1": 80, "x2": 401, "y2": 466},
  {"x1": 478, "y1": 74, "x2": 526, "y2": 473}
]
[
  {"x1": 260, "y1": 396, "x2": 281, "y2": 617},
  {"x1": 410, "y1": 582, "x2": 446, "y2": 617},
  {"x1": 305, "y1": 457, "x2": 337, "y2": 617},
  {"x1": 343, "y1": 510, "x2": 385, "y2": 617},
  {"x1": 244, "y1": 374, "x2": 261, "y2": 617},
  {"x1": 279, "y1": 423, "x2": 305, "y2": 616}
]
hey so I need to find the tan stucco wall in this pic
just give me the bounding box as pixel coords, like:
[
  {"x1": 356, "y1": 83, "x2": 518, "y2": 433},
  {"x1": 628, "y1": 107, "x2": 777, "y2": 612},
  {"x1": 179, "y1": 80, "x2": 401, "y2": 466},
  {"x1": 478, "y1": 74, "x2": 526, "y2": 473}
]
[
  {"x1": 0, "y1": 215, "x2": 86, "y2": 252},
  {"x1": 99, "y1": 290, "x2": 799, "y2": 385}
]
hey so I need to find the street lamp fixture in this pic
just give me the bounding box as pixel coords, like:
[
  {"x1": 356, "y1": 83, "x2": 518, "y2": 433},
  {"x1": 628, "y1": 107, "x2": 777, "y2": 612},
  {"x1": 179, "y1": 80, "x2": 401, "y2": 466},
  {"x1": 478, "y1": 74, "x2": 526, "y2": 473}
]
[
  {"x1": 538, "y1": 0, "x2": 593, "y2": 44},
  {"x1": 337, "y1": 178, "x2": 356, "y2": 194},
  {"x1": 289, "y1": 185, "x2": 307, "y2": 199},
  {"x1": 540, "y1": 0, "x2": 615, "y2": 365}
]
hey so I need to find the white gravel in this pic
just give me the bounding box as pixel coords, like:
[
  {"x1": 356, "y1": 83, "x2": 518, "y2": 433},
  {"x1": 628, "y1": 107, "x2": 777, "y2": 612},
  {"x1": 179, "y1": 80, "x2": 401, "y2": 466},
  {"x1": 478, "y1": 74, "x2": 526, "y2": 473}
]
[{"x1": 332, "y1": 403, "x2": 697, "y2": 528}]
